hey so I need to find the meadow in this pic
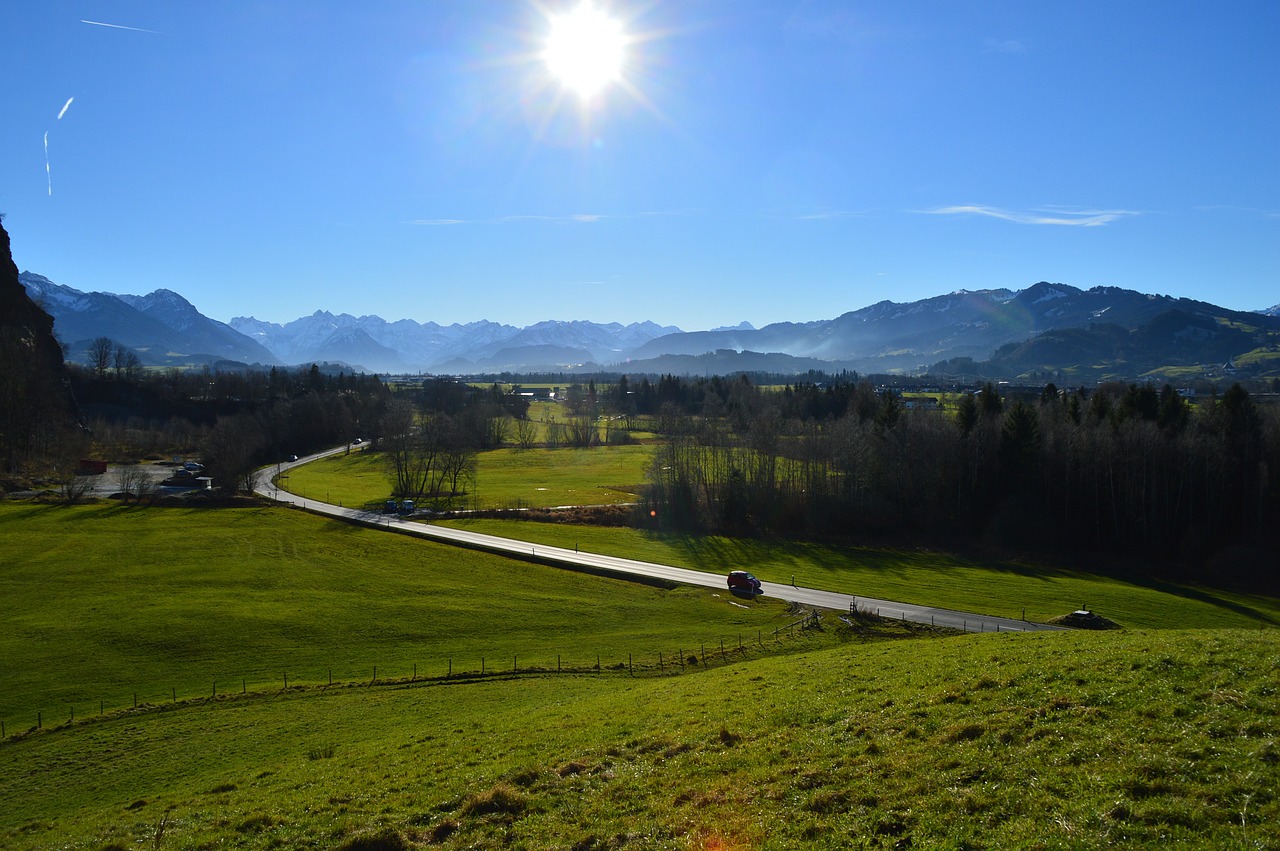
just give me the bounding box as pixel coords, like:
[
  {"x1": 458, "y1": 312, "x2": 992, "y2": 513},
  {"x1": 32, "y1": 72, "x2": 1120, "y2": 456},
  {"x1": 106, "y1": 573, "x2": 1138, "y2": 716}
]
[
  {"x1": 285, "y1": 445, "x2": 1280, "y2": 630},
  {"x1": 3, "y1": 489, "x2": 1279, "y2": 849},
  {"x1": 283, "y1": 443, "x2": 653, "y2": 510},
  {"x1": 434, "y1": 519, "x2": 1280, "y2": 631},
  {"x1": 2, "y1": 623, "x2": 1276, "y2": 849},
  {"x1": 0, "y1": 502, "x2": 798, "y2": 727}
]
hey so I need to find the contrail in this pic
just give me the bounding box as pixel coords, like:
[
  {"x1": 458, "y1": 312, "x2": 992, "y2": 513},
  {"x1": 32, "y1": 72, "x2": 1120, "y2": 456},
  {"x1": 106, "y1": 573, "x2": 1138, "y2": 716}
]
[
  {"x1": 81, "y1": 19, "x2": 159, "y2": 34},
  {"x1": 57, "y1": 97, "x2": 74, "y2": 121},
  {"x1": 44, "y1": 131, "x2": 52, "y2": 196}
]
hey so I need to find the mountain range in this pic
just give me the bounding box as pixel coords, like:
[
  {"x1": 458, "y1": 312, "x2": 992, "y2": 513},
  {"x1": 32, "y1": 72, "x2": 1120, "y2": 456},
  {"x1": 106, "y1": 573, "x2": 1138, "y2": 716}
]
[
  {"x1": 19, "y1": 269, "x2": 1280, "y2": 380},
  {"x1": 19, "y1": 273, "x2": 277, "y2": 368}
]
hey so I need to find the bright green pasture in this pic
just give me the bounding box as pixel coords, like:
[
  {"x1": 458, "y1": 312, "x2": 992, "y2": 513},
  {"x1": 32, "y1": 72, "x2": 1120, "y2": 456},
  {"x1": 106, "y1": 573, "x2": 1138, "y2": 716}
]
[
  {"x1": 0, "y1": 502, "x2": 792, "y2": 727},
  {"x1": 3, "y1": 629, "x2": 1276, "y2": 849},
  {"x1": 468, "y1": 445, "x2": 651, "y2": 508},
  {"x1": 284, "y1": 444, "x2": 654, "y2": 509},
  {"x1": 435, "y1": 519, "x2": 1280, "y2": 630}
]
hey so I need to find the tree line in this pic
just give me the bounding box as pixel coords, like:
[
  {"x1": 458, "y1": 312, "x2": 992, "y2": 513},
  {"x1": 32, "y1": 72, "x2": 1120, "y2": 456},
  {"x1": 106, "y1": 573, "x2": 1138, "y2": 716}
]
[{"x1": 642, "y1": 376, "x2": 1280, "y2": 586}]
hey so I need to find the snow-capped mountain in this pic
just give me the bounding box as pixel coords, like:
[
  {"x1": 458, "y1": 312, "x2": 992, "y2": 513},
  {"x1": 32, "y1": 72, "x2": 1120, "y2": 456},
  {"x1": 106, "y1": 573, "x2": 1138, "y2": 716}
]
[
  {"x1": 230, "y1": 313, "x2": 682, "y2": 373},
  {"x1": 626, "y1": 282, "x2": 1280, "y2": 372},
  {"x1": 21, "y1": 269, "x2": 1280, "y2": 378},
  {"x1": 1259, "y1": 304, "x2": 1280, "y2": 317},
  {"x1": 19, "y1": 272, "x2": 277, "y2": 367}
]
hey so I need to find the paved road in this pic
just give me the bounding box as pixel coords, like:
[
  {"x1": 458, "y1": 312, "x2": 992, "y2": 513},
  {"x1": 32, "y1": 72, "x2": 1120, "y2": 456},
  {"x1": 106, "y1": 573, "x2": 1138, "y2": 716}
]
[{"x1": 254, "y1": 447, "x2": 1063, "y2": 635}]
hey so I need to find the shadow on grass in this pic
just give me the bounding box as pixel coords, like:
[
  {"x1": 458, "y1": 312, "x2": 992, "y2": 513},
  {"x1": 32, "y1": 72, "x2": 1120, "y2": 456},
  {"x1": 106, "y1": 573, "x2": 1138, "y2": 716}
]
[{"x1": 650, "y1": 530, "x2": 1280, "y2": 626}]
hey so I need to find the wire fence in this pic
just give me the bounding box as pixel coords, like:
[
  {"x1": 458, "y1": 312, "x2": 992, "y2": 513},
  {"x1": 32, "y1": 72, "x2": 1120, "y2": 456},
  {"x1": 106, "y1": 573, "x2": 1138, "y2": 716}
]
[{"x1": 0, "y1": 614, "x2": 836, "y2": 744}]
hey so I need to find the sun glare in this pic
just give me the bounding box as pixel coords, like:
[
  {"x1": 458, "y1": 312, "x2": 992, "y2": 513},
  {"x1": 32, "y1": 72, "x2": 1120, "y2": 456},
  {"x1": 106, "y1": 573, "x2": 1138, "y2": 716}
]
[{"x1": 543, "y1": 2, "x2": 626, "y2": 100}]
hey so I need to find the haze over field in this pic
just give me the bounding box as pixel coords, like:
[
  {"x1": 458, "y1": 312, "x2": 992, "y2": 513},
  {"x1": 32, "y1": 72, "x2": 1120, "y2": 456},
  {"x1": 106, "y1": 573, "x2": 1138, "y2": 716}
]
[{"x1": 2, "y1": 2, "x2": 1276, "y2": 330}]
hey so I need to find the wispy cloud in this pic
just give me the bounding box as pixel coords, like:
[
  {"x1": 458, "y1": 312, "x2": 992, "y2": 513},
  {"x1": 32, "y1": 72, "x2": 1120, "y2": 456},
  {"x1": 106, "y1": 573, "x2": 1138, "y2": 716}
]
[
  {"x1": 44, "y1": 131, "x2": 51, "y2": 196},
  {"x1": 407, "y1": 218, "x2": 466, "y2": 226},
  {"x1": 924, "y1": 204, "x2": 1139, "y2": 227},
  {"x1": 56, "y1": 97, "x2": 74, "y2": 121},
  {"x1": 81, "y1": 19, "x2": 159, "y2": 34}
]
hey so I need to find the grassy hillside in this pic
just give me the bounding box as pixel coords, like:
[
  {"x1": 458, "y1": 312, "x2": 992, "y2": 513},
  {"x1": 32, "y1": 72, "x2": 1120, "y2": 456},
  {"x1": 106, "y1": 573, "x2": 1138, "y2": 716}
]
[
  {"x1": 0, "y1": 503, "x2": 800, "y2": 725},
  {"x1": 4, "y1": 501, "x2": 1278, "y2": 849},
  {"x1": 2, "y1": 629, "x2": 1276, "y2": 849}
]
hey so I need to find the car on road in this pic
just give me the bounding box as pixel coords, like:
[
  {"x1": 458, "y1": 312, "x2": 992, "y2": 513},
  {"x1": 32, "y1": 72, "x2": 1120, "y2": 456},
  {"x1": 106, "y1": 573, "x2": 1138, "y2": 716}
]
[
  {"x1": 727, "y1": 570, "x2": 762, "y2": 594},
  {"x1": 383, "y1": 499, "x2": 398, "y2": 514},
  {"x1": 399, "y1": 499, "x2": 415, "y2": 515}
]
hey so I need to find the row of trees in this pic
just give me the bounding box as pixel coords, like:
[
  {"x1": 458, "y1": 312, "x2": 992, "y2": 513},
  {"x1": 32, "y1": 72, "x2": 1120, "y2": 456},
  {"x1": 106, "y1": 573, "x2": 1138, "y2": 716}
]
[{"x1": 644, "y1": 377, "x2": 1279, "y2": 585}]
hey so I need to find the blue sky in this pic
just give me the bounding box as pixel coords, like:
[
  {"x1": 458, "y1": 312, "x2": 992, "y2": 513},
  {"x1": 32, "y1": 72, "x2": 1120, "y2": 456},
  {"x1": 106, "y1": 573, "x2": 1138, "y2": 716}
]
[{"x1": 2, "y1": 1, "x2": 1276, "y2": 330}]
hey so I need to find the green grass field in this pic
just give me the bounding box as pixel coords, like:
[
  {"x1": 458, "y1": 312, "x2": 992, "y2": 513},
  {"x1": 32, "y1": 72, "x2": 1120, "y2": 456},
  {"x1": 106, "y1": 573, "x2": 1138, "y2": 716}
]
[
  {"x1": 0, "y1": 503, "x2": 799, "y2": 726},
  {"x1": 434, "y1": 519, "x2": 1280, "y2": 630},
  {"x1": 3, "y1": 627, "x2": 1276, "y2": 849},
  {"x1": 4, "y1": 498, "x2": 1279, "y2": 849},
  {"x1": 285, "y1": 444, "x2": 654, "y2": 509}
]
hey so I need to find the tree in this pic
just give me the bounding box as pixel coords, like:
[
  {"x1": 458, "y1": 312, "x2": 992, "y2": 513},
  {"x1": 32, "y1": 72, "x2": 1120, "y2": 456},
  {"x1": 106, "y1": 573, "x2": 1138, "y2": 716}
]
[
  {"x1": 514, "y1": 416, "x2": 539, "y2": 450},
  {"x1": 202, "y1": 413, "x2": 265, "y2": 494},
  {"x1": 955, "y1": 392, "x2": 978, "y2": 437},
  {"x1": 999, "y1": 401, "x2": 1041, "y2": 495},
  {"x1": 977, "y1": 382, "x2": 1003, "y2": 417},
  {"x1": 88, "y1": 337, "x2": 114, "y2": 378}
]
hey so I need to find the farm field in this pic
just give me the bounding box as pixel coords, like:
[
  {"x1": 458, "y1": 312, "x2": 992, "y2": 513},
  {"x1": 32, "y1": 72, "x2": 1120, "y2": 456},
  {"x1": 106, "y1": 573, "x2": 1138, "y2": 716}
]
[
  {"x1": 283, "y1": 443, "x2": 653, "y2": 509},
  {"x1": 434, "y1": 518, "x2": 1280, "y2": 631}
]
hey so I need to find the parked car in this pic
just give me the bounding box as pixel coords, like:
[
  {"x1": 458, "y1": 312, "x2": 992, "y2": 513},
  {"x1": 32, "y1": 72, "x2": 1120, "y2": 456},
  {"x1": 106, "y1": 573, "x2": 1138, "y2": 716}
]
[
  {"x1": 727, "y1": 571, "x2": 762, "y2": 594},
  {"x1": 383, "y1": 499, "x2": 398, "y2": 514},
  {"x1": 399, "y1": 499, "x2": 415, "y2": 515}
]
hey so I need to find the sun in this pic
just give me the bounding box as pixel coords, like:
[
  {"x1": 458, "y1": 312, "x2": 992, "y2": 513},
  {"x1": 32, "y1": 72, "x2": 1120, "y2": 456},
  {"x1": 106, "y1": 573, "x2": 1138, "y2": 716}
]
[{"x1": 542, "y1": 2, "x2": 627, "y2": 100}]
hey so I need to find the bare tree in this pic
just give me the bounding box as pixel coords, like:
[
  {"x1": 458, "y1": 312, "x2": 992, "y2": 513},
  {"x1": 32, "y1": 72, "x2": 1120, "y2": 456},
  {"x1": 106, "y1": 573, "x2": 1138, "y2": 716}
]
[
  {"x1": 59, "y1": 475, "x2": 96, "y2": 504},
  {"x1": 114, "y1": 464, "x2": 146, "y2": 502},
  {"x1": 514, "y1": 416, "x2": 539, "y2": 450},
  {"x1": 88, "y1": 337, "x2": 114, "y2": 378}
]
